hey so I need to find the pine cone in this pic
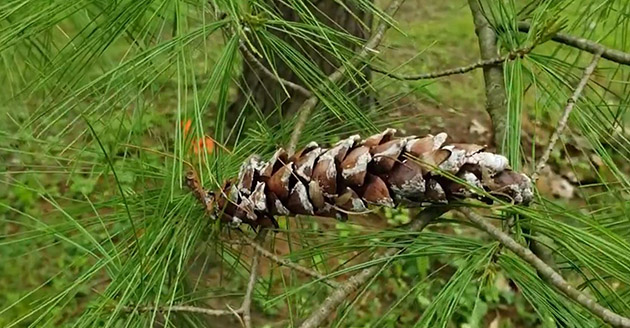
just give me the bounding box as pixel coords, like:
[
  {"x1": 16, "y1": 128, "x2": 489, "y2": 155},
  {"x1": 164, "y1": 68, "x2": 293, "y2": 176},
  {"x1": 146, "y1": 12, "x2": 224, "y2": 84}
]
[{"x1": 187, "y1": 129, "x2": 533, "y2": 228}]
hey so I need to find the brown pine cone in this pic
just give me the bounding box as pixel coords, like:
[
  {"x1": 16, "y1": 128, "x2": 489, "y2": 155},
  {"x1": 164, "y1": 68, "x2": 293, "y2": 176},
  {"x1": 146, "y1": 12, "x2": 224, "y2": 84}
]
[{"x1": 187, "y1": 129, "x2": 533, "y2": 228}]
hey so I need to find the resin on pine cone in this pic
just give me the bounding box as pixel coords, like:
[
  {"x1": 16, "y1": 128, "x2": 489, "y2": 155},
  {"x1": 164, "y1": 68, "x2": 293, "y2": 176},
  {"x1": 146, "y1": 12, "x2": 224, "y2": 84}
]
[{"x1": 187, "y1": 129, "x2": 533, "y2": 228}]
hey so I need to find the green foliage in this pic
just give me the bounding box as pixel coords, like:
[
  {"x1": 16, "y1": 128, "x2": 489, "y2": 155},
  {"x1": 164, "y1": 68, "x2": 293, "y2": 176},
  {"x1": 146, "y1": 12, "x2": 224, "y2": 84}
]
[{"x1": 1, "y1": 0, "x2": 630, "y2": 327}]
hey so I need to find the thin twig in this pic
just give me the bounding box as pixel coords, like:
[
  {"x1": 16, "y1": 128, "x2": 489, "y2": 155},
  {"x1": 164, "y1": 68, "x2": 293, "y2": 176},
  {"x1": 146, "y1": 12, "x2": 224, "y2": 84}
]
[
  {"x1": 518, "y1": 21, "x2": 630, "y2": 66},
  {"x1": 286, "y1": 0, "x2": 404, "y2": 155},
  {"x1": 468, "y1": 0, "x2": 509, "y2": 153},
  {"x1": 241, "y1": 233, "x2": 343, "y2": 288},
  {"x1": 532, "y1": 53, "x2": 601, "y2": 181},
  {"x1": 299, "y1": 206, "x2": 450, "y2": 328},
  {"x1": 242, "y1": 229, "x2": 267, "y2": 328},
  {"x1": 124, "y1": 304, "x2": 242, "y2": 316},
  {"x1": 240, "y1": 42, "x2": 313, "y2": 98},
  {"x1": 372, "y1": 46, "x2": 533, "y2": 81},
  {"x1": 459, "y1": 207, "x2": 630, "y2": 328}
]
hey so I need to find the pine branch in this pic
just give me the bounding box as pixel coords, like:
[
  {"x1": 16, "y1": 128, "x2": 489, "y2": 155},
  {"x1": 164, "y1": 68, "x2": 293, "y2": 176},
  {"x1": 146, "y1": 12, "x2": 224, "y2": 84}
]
[
  {"x1": 466, "y1": 1, "x2": 558, "y2": 271},
  {"x1": 372, "y1": 46, "x2": 533, "y2": 81},
  {"x1": 459, "y1": 208, "x2": 630, "y2": 328},
  {"x1": 287, "y1": 0, "x2": 404, "y2": 155},
  {"x1": 241, "y1": 233, "x2": 343, "y2": 288},
  {"x1": 239, "y1": 42, "x2": 313, "y2": 98},
  {"x1": 525, "y1": 53, "x2": 600, "y2": 272},
  {"x1": 518, "y1": 21, "x2": 630, "y2": 66},
  {"x1": 532, "y1": 53, "x2": 601, "y2": 181},
  {"x1": 298, "y1": 206, "x2": 450, "y2": 328},
  {"x1": 468, "y1": 0, "x2": 508, "y2": 153}
]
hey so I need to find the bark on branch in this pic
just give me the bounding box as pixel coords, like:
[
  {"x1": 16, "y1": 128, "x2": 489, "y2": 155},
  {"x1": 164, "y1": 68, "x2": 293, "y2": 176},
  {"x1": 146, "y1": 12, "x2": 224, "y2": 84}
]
[
  {"x1": 518, "y1": 21, "x2": 630, "y2": 66},
  {"x1": 460, "y1": 208, "x2": 630, "y2": 328},
  {"x1": 468, "y1": 0, "x2": 508, "y2": 153}
]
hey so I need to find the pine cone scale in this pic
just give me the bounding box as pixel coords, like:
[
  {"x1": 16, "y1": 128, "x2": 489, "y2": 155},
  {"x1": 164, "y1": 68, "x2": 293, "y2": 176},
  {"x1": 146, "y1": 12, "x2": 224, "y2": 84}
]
[
  {"x1": 340, "y1": 145, "x2": 371, "y2": 186},
  {"x1": 388, "y1": 160, "x2": 425, "y2": 196}
]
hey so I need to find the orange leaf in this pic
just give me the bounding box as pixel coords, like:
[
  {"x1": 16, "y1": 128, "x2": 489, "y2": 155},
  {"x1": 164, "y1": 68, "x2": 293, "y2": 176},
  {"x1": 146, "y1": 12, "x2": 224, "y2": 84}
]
[
  {"x1": 182, "y1": 119, "x2": 192, "y2": 137},
  {"x1": 193, "y1": 136, "x2": 214, "y2": 155}
]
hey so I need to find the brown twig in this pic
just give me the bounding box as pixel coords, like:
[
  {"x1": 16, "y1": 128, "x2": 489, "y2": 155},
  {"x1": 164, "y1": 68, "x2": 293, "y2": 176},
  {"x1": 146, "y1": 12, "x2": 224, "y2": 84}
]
[
  {"x1": 240, "y1": 42, "x2": 313, "y2": 98},
  {"x1": 518, "y1": 21, "x2": 630, "y2": 66},
  {"x1": 125, "y1": 304, "x2": 242, "y2": 316},
  {"x1": 241, "y1": 233, "x2": 343, "y2": 288},
  {"x1": 459, "y1": 207, "x2": 630, "y2": 328},
  {"x1": 286, "y1": 0, "x2": 404, "y2": 155},
  {"x1": 299, "y1": 206, "x2": 450, "y2": 328},
  {"x1": 372, "y1": 46, "x2": 533, "y2": 81},
  {"x1": 242, "y1": 229, "x2": 267, "y2": 328},
  {"x1": 468, "y1": 0, "x2": 508, "y2": 153},
  {"x1": 532, "y1": 53, "x2": 601, "y2": 181}
]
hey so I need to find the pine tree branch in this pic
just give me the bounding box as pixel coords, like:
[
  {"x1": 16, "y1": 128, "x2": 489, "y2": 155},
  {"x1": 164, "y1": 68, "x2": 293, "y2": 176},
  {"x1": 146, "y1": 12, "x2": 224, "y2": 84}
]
[
  {"x1": 372, "y1": 46, "x2": 533, "y2": 81},
  {"x1": 532, "y1": 53, "x2": 601, "y2": 181},
  {"x1": 468, "y1": 0, "x2": 508, "y2": 153},
  {"x1": 241, "y1": 233, "x2": 343, "y2": 288},
  {"x1": 299, "y1": 206, "x2": 450, "y2": 328},
  {"x1": 466, "y1": 1, "x2": 557, "y2": 271},
  {"x1": 287, "y1": 0, "x2": 404, "y2": 155},
  {"x1": 526, "y1": 53, "x2": 600, "y2": 271},
  {"x1": 518, "y1": 22, "x2": 630, "y2": 66},
  {"x1": 240, "y1": 42, "x2": 313, "y2": 98},
  {"x1": 460, "y1": 207, "x2": 630, "y2": 328}
]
